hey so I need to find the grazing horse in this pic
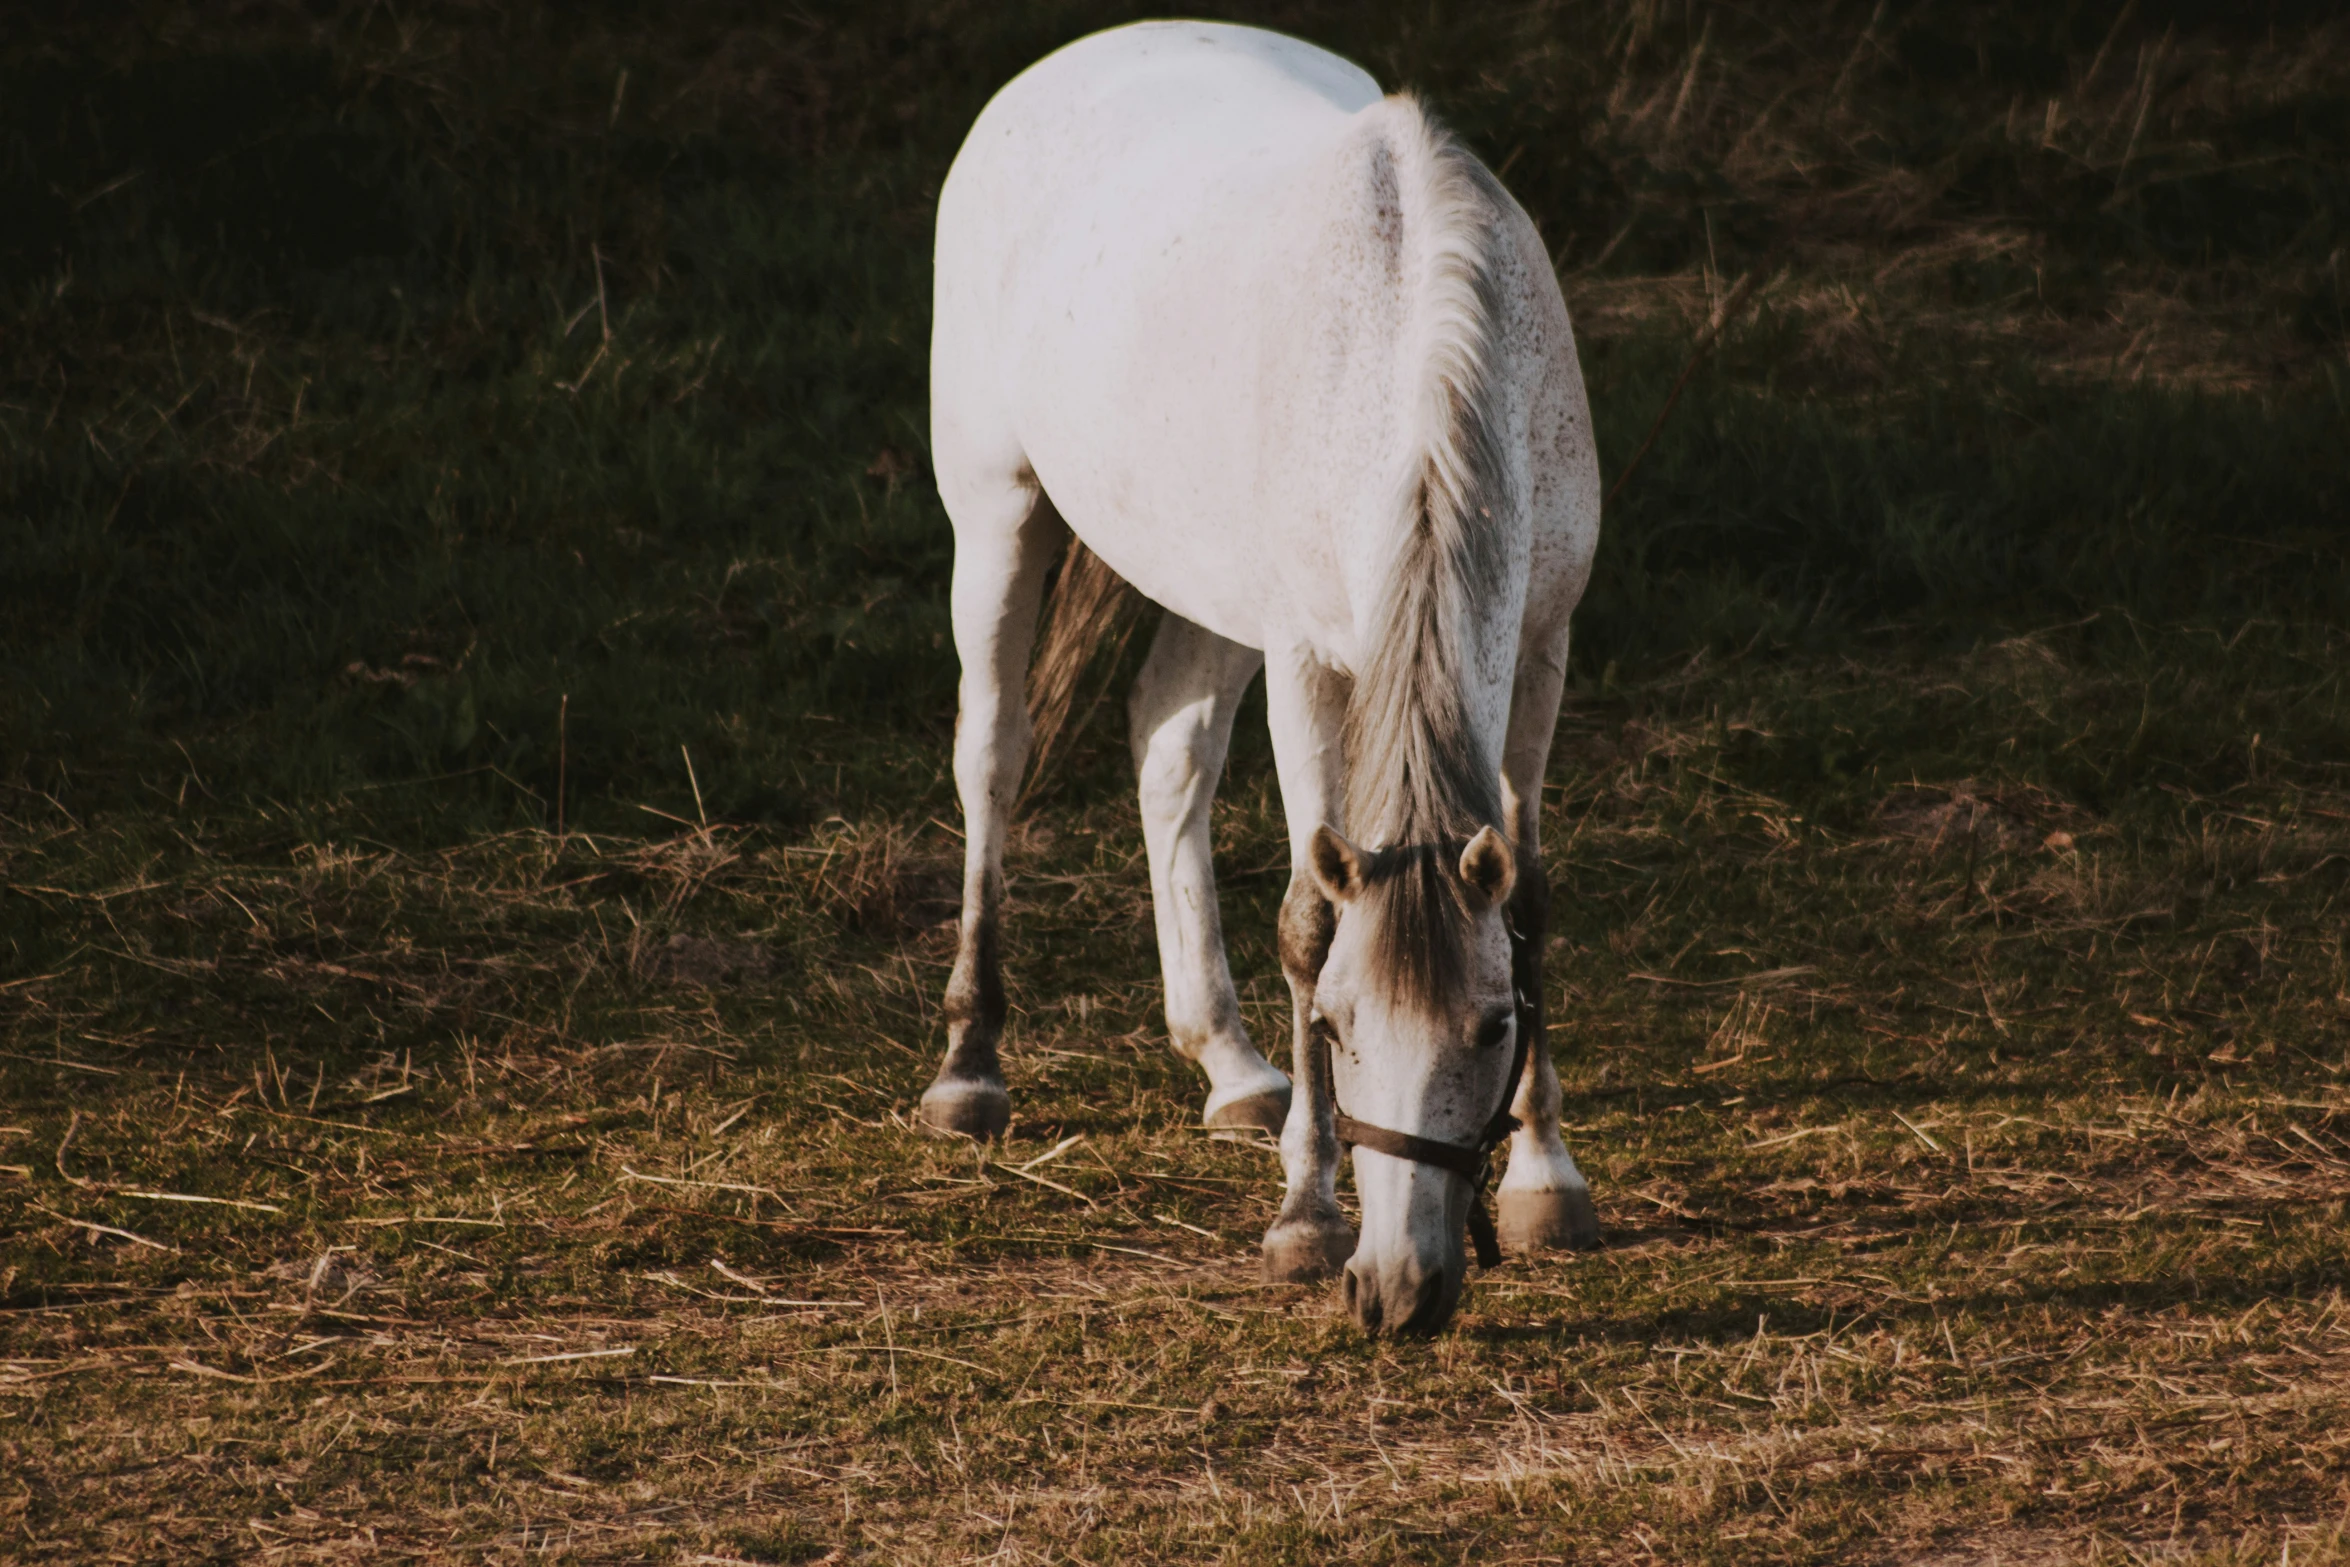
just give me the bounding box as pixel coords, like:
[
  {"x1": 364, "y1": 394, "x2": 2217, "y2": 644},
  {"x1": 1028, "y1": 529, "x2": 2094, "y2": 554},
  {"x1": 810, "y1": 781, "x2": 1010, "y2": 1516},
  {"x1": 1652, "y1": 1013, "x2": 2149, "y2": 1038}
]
[{"x1": 922, "y1": 21, "x2": 1602, "y2": 1334}]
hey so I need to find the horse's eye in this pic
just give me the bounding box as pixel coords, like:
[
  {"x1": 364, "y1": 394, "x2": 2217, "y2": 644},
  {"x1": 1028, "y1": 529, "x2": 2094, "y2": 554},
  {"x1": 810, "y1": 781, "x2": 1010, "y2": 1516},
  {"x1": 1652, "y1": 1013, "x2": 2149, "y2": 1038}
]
[{"x1": 1477, "y1": 1011, "x2": 1513, "y2": 1051}]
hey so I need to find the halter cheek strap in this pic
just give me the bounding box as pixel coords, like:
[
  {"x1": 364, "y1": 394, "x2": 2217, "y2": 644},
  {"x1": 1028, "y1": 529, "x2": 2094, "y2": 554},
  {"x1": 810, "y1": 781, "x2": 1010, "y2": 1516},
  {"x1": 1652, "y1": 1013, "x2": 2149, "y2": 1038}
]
[
  {"x1": 1325, "y1": 913, "x2": 1536, "y2": 1270},
  {"x1": 1332, "y1": 1107, "x2": 1514, "y2": 1268}
]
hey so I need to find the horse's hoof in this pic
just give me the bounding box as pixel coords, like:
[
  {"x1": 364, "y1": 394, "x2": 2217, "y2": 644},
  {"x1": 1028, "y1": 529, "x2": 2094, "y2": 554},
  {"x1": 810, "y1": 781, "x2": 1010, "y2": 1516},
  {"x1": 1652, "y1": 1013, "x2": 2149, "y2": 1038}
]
[
  {"x1": 1260, "y1": 1215, "x2": 1355, "y2": 1283},
  {"x1": 916, "y1": 1076, "x2": 1010, "y2": 1141},
  {"x1": 1496, "y1": 1184, "x2": 1600, "y2": 1252},
  {"x1": 1205, "y1": 1086, "x2": 1289, "y2": 1139}
]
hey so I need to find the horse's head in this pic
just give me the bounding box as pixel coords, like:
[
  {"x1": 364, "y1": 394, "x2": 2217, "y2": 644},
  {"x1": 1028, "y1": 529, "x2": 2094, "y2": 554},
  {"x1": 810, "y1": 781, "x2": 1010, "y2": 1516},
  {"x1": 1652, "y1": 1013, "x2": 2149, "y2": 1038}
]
[{"x1": 1308, "y1": 820, "x2": 1520, "y2": 1335}]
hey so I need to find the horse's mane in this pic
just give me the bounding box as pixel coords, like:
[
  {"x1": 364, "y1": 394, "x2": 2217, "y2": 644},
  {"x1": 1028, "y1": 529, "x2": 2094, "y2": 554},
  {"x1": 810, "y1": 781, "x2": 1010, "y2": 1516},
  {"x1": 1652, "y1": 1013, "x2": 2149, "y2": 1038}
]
[{"x1": 1340, "y1": 99, "x2": 1514, "y2": 1008}]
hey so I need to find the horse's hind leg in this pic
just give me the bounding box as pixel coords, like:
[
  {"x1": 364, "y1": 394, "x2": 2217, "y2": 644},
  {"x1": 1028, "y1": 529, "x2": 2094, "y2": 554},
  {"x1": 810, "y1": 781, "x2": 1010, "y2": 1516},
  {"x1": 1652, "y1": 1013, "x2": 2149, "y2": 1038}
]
[
  {"x1": 1128, "y1": 616, "x2": 1288, "y2": 1135},
  {"x1": 1494, "y1": 637, "x2": 1601, "y2": 1250},
  {"x1": 918, "y1": 474, "x2": 1064, "y2": 1140}
]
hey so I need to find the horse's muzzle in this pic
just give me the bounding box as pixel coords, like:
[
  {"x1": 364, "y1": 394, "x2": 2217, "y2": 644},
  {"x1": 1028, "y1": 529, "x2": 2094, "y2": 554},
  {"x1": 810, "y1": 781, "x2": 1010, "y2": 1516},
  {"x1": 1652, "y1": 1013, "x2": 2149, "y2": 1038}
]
[{"x1": 1342, "y1": 1249, "x2": 1463, "y2": 1336}]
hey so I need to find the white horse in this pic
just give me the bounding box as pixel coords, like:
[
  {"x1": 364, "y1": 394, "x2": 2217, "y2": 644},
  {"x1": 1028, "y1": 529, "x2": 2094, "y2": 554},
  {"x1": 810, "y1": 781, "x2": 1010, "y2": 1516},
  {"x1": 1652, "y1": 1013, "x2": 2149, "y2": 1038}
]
[{"x1": 922, "y1": 21, "x2": 1602, "y2": 1334}]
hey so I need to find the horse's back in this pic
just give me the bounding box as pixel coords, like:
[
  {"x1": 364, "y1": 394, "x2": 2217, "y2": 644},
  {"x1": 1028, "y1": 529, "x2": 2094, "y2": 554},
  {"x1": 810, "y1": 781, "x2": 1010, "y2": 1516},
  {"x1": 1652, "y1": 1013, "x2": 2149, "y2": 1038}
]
[
  {"x1": 934, "y1": 27, "x2": 1393, "y2": 638},
  {"x1": 940, "y1": 22, "x2": 1376, "y2": 230},
  {"x1": 932, "y1": 23, "x2": 1596, "y2": 663},
  {"x1": 935, "y1": 23, "x2": 1376, "y2": 363},
  {"x1": 971, "y1": 20, "x2": 1378, "y2": 130}
]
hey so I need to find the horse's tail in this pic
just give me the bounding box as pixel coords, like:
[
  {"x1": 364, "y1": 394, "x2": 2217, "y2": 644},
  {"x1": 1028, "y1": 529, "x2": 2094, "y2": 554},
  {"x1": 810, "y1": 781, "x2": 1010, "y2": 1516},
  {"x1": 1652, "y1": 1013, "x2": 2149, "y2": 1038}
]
[
  {"x1": 1341, "y1": 98, "x2": 1511, "y2": 850},
  {"x1": 1023, "y1": 533, "x2": 1145, "y2": 798}
]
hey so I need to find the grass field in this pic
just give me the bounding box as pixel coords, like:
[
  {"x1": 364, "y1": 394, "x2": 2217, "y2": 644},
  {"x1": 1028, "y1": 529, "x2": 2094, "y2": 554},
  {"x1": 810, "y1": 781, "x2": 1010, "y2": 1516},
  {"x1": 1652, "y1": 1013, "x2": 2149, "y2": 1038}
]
[{"x1": 6, "y1": 1, "x2": 2350, "y2": 1560}]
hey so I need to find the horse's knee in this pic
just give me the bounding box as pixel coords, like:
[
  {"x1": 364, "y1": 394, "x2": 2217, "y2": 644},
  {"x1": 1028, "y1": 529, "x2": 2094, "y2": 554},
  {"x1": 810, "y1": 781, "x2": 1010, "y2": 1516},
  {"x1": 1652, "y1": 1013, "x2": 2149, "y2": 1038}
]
[
  {"x1": 1134, "y1": 722, "x2": 1208, "y2": 808},
  {"x1": 1278, "y1": 872, "x2": 1335, "y2": 986},
  {"x1": 1134, "y1": 702, "x2": 1230, "y2": 834},
  {"x1": 955, "y1": 692, "x2": 1029, "y2": 792}
]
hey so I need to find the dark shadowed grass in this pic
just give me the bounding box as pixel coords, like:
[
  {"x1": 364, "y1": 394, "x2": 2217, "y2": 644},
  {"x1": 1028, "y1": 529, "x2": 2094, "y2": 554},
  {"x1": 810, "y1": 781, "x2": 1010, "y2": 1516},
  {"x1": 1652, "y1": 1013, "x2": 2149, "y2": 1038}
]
[
  {"x1": 5, "y1": 1, "x2": 2350, "y2": 1561},
  {"x1": 5, "y1": 0, "x2": 2348, "y2": 824}
]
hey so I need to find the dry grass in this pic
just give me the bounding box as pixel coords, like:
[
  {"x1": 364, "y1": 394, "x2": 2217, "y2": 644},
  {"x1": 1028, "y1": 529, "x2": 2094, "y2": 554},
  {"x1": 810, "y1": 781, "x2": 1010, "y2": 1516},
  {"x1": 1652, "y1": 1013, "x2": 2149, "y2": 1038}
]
[
  {"x1": 9, "y1": 645, "x2": 2350, "y2": 1562},
  {"x1": 6, "y1": 2, "x2": 2350, "y2": 1560},
  {"x1": 1486, "y1": 2, "x2": 2350, "y2": 402}
]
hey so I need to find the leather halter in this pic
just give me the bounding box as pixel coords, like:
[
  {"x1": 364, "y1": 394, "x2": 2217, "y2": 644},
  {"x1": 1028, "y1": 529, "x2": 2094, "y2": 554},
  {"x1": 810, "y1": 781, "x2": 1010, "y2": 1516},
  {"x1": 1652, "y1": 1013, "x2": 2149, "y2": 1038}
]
[{"x1": 1326, "y1": 913, "x2": 1535, "y2": 1270}]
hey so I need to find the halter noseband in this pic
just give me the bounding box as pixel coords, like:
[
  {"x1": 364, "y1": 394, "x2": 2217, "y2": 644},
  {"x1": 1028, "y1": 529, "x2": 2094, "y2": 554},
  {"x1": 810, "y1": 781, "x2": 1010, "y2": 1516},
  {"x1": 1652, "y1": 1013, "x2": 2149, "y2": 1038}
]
[{"x1": 1325, "y1": 912, "x2": 1535, "y2": 1270}]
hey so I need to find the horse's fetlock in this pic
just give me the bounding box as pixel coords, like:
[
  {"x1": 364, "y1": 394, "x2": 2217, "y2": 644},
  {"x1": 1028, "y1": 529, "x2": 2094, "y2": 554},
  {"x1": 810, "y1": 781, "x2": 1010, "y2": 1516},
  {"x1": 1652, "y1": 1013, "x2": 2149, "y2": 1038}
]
[{"x1": 941, "y1": 972, "x2": 1001, "y2": 1031}]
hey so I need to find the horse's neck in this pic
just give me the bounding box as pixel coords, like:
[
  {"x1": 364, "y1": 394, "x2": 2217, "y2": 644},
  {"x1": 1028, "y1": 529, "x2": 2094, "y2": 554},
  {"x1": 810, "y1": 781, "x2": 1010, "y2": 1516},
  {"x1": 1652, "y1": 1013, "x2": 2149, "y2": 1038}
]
[{"x1": 1336, "y1": 104, "x2": 1515, "y2": 848}]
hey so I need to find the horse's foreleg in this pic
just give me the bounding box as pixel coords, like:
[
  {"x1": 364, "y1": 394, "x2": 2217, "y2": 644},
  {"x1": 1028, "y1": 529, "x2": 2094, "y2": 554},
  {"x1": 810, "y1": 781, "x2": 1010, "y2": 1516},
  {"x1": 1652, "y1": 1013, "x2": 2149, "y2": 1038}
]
[
  {"x1": 1494, "y1": 639, "x2": 1600, "y2": 1249},
  {"x1": 918, "y1": 481, "x2": 1063, "y2": 1140},
  {"x1": 1259, "y1": 650, "x2": 1356, "y2": 1281},
  {"x1": 1496, "y1": 851, "x2": 1598, "y2": 1249},
  {"x1": 1129, "y1": 617, "x2": 1288, "y2": 1134}
]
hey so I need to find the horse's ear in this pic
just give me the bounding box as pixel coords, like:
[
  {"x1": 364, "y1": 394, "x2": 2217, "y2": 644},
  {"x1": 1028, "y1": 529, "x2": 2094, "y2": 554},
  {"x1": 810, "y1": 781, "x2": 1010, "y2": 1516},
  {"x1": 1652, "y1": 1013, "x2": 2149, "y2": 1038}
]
[
  {"x1": 1457, "y1": 825, "x2": 1516, "y2": 911},
  {"x1": 1309, "y1": 824, "x2": 1368, "y2": 904}
]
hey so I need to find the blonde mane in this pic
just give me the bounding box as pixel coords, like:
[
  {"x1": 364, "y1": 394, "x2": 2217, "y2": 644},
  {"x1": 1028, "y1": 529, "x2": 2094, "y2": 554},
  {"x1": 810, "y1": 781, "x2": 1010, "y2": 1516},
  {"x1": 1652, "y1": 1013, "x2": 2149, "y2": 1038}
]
[{"x1": 1339, "y1": 100, "x2": 1515, "y2": 1005}]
